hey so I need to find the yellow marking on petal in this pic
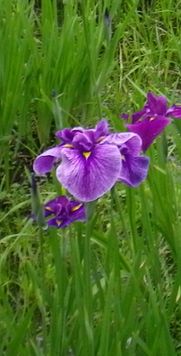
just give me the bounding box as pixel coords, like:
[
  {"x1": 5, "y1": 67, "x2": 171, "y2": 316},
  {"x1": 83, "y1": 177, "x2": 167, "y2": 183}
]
[
  {"x1": 45, "y1": 206, "x2": 54, "y2": 212},
  {"x1": 83, "y1": 151, "x2": 91, "y2": 159},
  {"x1": 96, "y1": 136, "x2": 106, "y2": 143},
  {"x1": 56, "y1": 219, "x2": 63, "y2": 227},
  {"x1": 71, "y1": 203, "x2": 82, "y2": 212},
  {"x1": 63, "y1": 143, "x2": 74, "y2": 148}
]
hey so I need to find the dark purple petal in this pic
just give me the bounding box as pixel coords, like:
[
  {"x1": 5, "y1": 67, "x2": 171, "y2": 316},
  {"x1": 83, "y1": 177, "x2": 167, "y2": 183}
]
[
  {"x1": 132, "y1": 108, "x2": 147, "y2": 123},
  {"x1": 47, "y1": 216, "x2": 73, "y2": 228},
  {"x1": 47, "y1": 206, "x2": 85, "y2": 228},
  {"x1": 44, "y1": 196, "x2": 69, "y2": 216},
  {"x1": 166, "y1": 105, "x2": 181, "y2": 118},
  {"x1": 147, "y1": 92, "x2": 168, "y2": 115},
  {"x1": 127, "y1": 116, "x2": 170, "y2": 151},
  {"x1": 47, "y1": 217, "x2": 64, "y2": 228},
  {"x1": 121, "y1": 109, "x2": 147, "y2": 123},
  {"x1": 56, "y1": 144, "x2": 121, "y2": 202},
  {"x1": 120, "y1": 113, "x2": 129, "y2": 120},
  {"x1": 33, "y1": 147, "x2": 62, "y2": 175},
  {"x1": 69, "y1": 202, "x2": 86, "y2": 222},
  {"x1": 103, "y1": 132, "x2": 142, "y2": 156},
  {"x1": 119, "y1": 155, "x2": 150, "y2": 187}
]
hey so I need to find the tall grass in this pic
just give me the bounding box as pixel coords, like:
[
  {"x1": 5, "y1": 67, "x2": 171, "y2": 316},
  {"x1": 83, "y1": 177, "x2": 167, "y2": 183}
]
[{"x1": 1, "y1": 0, "x2": 181, "y2": 354}]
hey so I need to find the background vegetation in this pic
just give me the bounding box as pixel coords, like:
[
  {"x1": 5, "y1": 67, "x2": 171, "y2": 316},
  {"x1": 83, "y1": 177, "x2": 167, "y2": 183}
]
[{"x1": 1, "y1": 0, "x2": 181, "y2": 354}]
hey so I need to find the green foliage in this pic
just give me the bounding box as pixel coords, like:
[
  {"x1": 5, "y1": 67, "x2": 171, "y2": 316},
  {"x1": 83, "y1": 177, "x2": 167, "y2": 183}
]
[{"x1": 1, "y1": 0, "x2": 181, "y2": 355}]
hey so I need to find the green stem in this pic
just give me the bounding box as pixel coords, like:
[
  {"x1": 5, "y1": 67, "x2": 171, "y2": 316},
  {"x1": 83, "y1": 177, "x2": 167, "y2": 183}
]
[
  {"x1": 39, "y1": 227, "x2": 47, "y2": 355},
  {"x1": 83, "y1": 219, "x2": 94, "y2": 356}
]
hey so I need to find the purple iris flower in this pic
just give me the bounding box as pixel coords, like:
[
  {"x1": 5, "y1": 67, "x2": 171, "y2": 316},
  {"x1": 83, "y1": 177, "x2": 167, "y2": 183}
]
[
  {"x1": 121, "y1": 92, "x2": 181, "y2": 151},
  {"x1": 33, "y1": 120, "x2": 149, "y2": 202},
  {"x1": 44, "y1": 196, "x2": 85, "y2": 228}
]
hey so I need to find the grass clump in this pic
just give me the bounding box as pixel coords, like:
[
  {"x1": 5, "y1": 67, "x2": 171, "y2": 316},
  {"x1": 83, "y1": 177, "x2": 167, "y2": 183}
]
[{"x1": 1, "y1": 1, "x2": 181, "y2": 355}]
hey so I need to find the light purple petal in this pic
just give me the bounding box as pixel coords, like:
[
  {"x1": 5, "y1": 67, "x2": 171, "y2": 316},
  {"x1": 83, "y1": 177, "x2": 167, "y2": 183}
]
[
  {"x1": 119, "y1": 155, "x2": 150, "y2": 187},
  {"x1": 55, "y1": 127, "x2": 84, "y2": 142},
  {"x1": 103, "y1": 132, "x2": 142, "y2": 156},
  {"x1": 72, "y1": 132, "x2": 93, "y2": 151},
  {"x1": 94, "y1": 119, "x2": 109, "y2": 138},
  {"x1": 147, "y1": 92, "x2": 168, "y2": 115},
  {"x1": 33, "y1": 146, "x2": 62, "y2": 175},
  {"x1": 56, "y1": 144, "x2": 122, "y2": 202},
  {"x1": 166, "y1": 105, "x2": 181, "y2": 118},
  {"x1": 127, "y1": 116, "x2": 170, "y2": 151}
]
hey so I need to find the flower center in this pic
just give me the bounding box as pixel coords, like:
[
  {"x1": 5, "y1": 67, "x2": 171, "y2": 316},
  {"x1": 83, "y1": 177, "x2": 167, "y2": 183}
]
[{"x1": 83, "y1": 151, "x2": 91, "y2": 159}]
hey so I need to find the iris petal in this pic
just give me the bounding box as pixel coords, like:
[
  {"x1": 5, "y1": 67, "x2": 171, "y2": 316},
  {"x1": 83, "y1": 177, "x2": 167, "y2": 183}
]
[
  {"x1": 103, "y1": 132, "x2": 142, "y2": 156},
  {"x1": 127, "y1": 116, "x2": 170, "y2": 151},
  {"x1": 55, "y1": 127, "x2": 84, "y2": 142},
  {"x1": 69, "y1": 202, "x2": 85, "y2": 222},
  {"x1": 95, "y1": 119, "x2": 109, "y2": 138},
  {"x1": 44, "y1": 196, "x2": 69, "y2": 216},
  {"x1": 147, "y1": 92, "x2": 168, "y2": 115},
  {"x1": 33, "y1": 146, "x2": 62, "y2": 175},
  {"x1": 132, "y1": 108, "x2": 147, "y2": 123},
  {"x1": 119, "y1": 155, "x2": 150, "y2": 187},
  {"x1": 166, "y1": 105, "x2": 181, "y2": 118},
  {"x1": 44, "y1": 196, "x2": 85, "y2": 228},
  {"x1": 56, "y1": 144, "x2": 122, "y2": 202}
]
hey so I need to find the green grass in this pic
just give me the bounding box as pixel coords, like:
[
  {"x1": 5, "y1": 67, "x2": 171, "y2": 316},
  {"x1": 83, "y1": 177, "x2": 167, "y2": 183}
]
[{"x1": 1, "y1": 0, "x2": 181, "y2": 354}]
